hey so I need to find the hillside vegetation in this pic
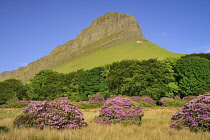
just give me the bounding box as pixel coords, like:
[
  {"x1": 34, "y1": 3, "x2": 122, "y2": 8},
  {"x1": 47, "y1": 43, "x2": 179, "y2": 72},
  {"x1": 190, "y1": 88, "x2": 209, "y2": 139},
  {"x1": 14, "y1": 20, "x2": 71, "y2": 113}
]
[
  {"x1": 53, "y1": 40, "x2": 183, "y2": 73},
  {"x1": 0, "y1": 107, "x2": 209, "y2": 140}
]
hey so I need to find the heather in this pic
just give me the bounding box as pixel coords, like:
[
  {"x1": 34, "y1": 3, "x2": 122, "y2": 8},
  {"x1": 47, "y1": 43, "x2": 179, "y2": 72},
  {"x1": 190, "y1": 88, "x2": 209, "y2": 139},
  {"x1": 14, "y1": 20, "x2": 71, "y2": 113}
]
[
  {"x1": 170, "y1": 93, "x2": 210, "y2": 132},
  {"x1": 159, "y1": 97, "x2": 186, "y2": 107},
  {"x1": 1, "y1": 107, "x2": 210, "y2": 140},
  {"x1": 181, "y1": 95, "x2": 197, "y2": 101},
  {"x1": 89, "y1": 92, "x2": 105, "y2": 102},
  {"x1": 14, "y1": 97, "x2": 87, "y2": 129},
  {"x1": 129, "y1": 96, "x2": 156, "y2": 107},
  {"x1": 95, "y1": 96, "x2": 144, "y2": 125}
]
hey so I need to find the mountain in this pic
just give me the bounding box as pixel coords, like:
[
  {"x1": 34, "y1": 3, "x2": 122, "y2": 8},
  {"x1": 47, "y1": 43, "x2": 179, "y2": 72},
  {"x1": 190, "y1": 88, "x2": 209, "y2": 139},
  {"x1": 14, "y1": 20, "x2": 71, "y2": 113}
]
[{"x1": 0, "y1": 12, "x2": 183, "y2": 82}]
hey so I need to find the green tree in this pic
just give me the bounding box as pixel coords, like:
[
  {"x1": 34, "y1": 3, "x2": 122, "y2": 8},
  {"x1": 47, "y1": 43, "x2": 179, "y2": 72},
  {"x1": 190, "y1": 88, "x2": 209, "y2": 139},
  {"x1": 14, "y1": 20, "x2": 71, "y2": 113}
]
[
  {"x1": 107, "y1": 59, "x2": 175, "y2": 101},
  {"x1": 78, "y1": 67, "x2": 108, "y2": 101},
  {"x1": 26, "y1": 70, "x2": 65, "y2": 100},
  {"x1": 175, "y1": 56, "x2": 210, "y2": 97},
  {"x1": 182, "y1": 53, "x2": 210, "y2": 60},
  {"x1": 0, "y1": 79, "x2": 26, "y2": 104}
]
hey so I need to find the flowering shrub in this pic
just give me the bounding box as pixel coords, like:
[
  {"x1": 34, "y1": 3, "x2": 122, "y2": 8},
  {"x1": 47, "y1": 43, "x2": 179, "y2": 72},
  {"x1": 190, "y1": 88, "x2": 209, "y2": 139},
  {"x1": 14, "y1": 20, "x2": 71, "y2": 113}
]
[
  {"x1": 159, "y1": 97, "x2": 185, "y2": 107},
  {"x1": 141, "y1": 97, "x2": 156, "y2": 105},
  {"x1": 95, "y1": 96, "x2": 144, "y2": 125},
  {"x1": 129, "y1": 96, "x2": 156, "y2": 107},
  {"x1": 89, "y1": 92, "x2": 105, "y2": 102},
  {"x1": 159, "y1": 97, "x2": 172, "y2": 106},
  {"x1": 170, "y1": 93, "x2": 210, "y2": 132},
  {"x1": 129, "y1": 96, "x2": 142, "y2": 101},
  {"x1": 181, "y1": 95, "x2": 197, "y2": 101},
  {"x1": 14, "y1": 98, "x2": 87, "y2": 129},
  {"x1": 109, "y1": 95, "x2": 117, "y2": 98}
]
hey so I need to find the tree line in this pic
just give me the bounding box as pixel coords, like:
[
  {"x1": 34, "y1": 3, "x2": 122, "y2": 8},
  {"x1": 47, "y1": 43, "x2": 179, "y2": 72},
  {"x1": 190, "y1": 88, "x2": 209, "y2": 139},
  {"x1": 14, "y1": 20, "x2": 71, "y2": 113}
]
[{"x1": 0, "y1": 53, "x2": 210, "y2": 104}]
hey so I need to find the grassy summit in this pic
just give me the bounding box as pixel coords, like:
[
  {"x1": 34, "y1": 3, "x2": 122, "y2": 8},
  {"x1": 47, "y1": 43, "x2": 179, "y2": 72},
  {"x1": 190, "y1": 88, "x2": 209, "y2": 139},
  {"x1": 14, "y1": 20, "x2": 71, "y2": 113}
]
[{"x1": 53, "y1": 40, "x2": 183, "y2": 73}]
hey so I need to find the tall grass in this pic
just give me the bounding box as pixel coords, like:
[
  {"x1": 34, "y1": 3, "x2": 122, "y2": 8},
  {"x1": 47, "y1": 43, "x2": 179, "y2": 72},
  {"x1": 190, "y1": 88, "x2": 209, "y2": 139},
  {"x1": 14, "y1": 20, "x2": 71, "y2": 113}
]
[{"x1": 0, "y1": 107, "x2": 209, "y2": 140}]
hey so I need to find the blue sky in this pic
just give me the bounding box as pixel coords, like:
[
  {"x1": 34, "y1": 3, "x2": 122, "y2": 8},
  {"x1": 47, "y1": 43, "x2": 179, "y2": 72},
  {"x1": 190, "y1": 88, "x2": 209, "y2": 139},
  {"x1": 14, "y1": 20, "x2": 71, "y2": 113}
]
[{"x1": 0, "y1": 0, "x2": 210, "y2": 73}]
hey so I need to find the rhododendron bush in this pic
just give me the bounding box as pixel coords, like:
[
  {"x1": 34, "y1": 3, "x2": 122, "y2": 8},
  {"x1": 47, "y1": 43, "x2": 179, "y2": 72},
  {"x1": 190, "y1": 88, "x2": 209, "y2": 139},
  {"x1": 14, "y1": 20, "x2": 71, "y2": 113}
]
[
  {"x1": 89, "y1": 92, "x2": 105, "y2": 102},
  {"x1": 129, "y1": 96, "x2": 156, "y2": 107},
  {"x1": 181, "y1": 95, "x2": 197, "y2": 101},
  {"x1": 95, "y1": 96, "x2": 144, "y2": 125},
  {"x1": 170, "y1": 93, "x2": 210, "y2": 132},
  {"x1": 14, "y1": 98, "x2": 87, "y2": 129}
]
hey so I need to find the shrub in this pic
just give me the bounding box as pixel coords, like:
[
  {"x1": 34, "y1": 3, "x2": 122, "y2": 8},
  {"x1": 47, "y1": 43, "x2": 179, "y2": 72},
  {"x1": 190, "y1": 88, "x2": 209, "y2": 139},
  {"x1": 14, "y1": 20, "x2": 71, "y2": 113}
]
[
  {"x1": 0, "y1": 100, "x2": 34, "y2": 108},
  {"x1": 181, "y1": 95, "x2": 197, "y2": 101},
  {"x1": 14, "y1": 98, "x2": 87, "y2": 129},
  {"x1": 159, "y1": 97, "x2": 185, "y2": 107},
  {"x1": 140, "y1": 97, "x2": 156, "y2": 106},
  {"x1": 170, "y1": 93, "x2": 210, "y2": 132},
  {"x1": 89, "y1": 92, "x2": 105, "y2": 102},
  {"x1": 129, "y1": 96, "x2": 156, "y2": 107},
  {"x1": 159, "y1": 97, "x2": 172, "y2": 106},
  {"x1": 109, "y1": 95, "x2": 117, "y2": 98},
  {"x1": 95, "y1": 96, "x2": 144, "y2": 125}
]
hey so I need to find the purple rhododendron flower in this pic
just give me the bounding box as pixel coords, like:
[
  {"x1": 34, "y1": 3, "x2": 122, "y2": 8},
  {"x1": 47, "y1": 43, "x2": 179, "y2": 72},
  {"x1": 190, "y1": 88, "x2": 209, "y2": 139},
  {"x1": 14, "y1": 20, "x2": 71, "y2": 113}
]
[
  {"x1": 95, "y1": 96, "x2": 144, "y2": 125},
  {"x1": 14, "y1": 98, "x2": 87, "y2": 129},
  {"x1": 170, "y1": 93, "x2": 210, "y2": 132}
]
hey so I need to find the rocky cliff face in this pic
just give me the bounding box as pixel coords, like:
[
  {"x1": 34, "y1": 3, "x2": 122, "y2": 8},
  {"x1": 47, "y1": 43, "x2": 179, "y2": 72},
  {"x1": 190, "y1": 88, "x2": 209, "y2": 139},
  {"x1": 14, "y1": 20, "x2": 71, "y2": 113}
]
[{"x1": 0, "y1": 12, "x2": 145, "y2": 82}]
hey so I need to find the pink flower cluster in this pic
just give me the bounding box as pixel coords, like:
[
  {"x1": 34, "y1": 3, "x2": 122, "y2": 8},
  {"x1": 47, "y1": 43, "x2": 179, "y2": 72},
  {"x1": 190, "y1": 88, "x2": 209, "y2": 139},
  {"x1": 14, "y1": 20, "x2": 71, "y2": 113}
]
[
  {"x1": 170, "y1": 93, "x2": 210, "y2": 132},
  {"x1": 181, "y1": 95, "x2": 197, "y2": 101},
  {"x1": 14, "y1": 98, "x2": 87, "y2": 129},
  {"x1": 95, "y1": 96, "x2": 144, "y2": 125},
  {"x1": 130, "y1": 96, "x2": 156, "y2": 105},
  {"x1": 159, "y1": 97, "x2": 173, "y2": 106},
  {"x1": 89, "y1": 92, "x2": 105, "y2": 102}
]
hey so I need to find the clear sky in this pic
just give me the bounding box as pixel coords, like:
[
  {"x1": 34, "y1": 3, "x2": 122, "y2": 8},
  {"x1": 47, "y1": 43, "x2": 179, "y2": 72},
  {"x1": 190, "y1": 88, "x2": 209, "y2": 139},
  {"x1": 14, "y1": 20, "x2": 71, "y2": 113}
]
[{"x1": 0, "y1": 0, "x2": 210, "y2": 73}]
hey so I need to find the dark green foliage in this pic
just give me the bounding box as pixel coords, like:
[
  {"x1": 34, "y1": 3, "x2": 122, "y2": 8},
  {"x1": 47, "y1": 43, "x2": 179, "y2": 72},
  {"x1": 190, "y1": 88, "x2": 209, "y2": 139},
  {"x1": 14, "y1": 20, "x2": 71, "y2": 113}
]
[
  {"x1": 159, "y1": 97, "x2": 186, "y2": 107},
  {"x1": 61, "y1": 71, "x2": 80, "y2": 101},
  {"x1": 0, "y1": 79, "x2": 26, "y2": 104},
  {"x1": 26, "y1": 70, "x2": 82, "y2": 101},
  {"x1": 182, "y1": 53, "x2": 210, "y2": 60},
  {"x1": 78, "y1": 67, "x2": 108, "y2": 101},
  {"x1": 26, "y1": 70, "x2": 66, "y2": 100},
  {"x1": 0, "y1": 126, "x2": 9, "y2": 133},
  {"x1": 107, "y1": 59, "x2": 175, "y2": 101},
  {"x1": 4, "y1": 54, "x2": 210, "y2": 103},
  {"x1": 175, "y1": 56, "x2": 210, "y2": 97},
  {"x1": 0, "y1": 102, "x2": 28, "y2": 108}
]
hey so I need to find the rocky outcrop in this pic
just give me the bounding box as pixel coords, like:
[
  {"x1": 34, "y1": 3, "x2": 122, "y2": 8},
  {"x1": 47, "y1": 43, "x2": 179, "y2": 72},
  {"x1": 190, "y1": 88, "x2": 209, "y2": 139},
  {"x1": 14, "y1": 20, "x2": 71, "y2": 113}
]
[{"x1": 0, "y1": 12, "x2": 145, "y2": 82}]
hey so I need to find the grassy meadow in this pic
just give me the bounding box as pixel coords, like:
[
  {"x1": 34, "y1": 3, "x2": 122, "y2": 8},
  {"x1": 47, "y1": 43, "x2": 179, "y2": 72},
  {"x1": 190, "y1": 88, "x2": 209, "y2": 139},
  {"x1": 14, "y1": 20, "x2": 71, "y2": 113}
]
[
  {"x1": 53, "y1": 41, "x2": 184, "y2": 73},
  {"x1": 0, "y1": 107, "x2": 209, "y2": 140}
]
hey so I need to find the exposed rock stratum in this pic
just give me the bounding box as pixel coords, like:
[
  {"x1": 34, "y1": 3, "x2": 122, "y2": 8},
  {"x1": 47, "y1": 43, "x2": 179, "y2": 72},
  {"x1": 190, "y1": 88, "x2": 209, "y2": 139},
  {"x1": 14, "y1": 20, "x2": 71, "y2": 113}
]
[{"x1": 0, "y1": 12, "x2": 146, "y2": 82}]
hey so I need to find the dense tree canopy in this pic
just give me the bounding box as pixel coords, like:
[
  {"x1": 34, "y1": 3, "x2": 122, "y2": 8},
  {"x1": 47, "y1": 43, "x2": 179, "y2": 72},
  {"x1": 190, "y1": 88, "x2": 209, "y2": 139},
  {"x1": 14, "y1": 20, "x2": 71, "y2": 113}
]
[
  {"x1": 175, "y1": 56, "x2": 210, "y2": 97},
  {"x1": 78, "y1": 67, "x2": 108, "y2": 101},
  {"x1": 0, "y1": 79, "x2": 26, "y2": 104},
  {"x1": 1, "y1": 53, "x2": 210, "y2": 104},
  {"x1": 107, "y1": 59, "x2": 176, "y2": 101}
]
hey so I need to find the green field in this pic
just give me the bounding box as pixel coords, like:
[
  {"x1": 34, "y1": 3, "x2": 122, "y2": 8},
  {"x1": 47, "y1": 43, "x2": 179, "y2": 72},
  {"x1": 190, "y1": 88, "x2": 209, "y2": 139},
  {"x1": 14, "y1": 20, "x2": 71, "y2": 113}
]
[
  {"x1": 0, "y1": 107, "x2": 209, "y2": 140},
  {"x1": 53, "y1": 40, "x2": 184, "y2": 73}
]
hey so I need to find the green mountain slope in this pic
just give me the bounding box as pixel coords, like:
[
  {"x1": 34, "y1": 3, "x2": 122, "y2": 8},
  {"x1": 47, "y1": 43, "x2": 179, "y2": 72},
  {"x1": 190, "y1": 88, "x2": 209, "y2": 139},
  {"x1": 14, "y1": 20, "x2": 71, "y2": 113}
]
[
  {"x1": 53, "y1": 40, "x2": 184, "y2": 73},
  {"x1": 0, "y1": 12, "x2": 184, "y2": 82}
]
